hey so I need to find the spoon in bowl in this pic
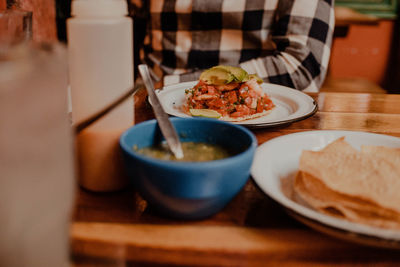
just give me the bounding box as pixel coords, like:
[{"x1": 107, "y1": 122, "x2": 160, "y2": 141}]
[{"x1": 138, "y1": 64, "x2": 184, "y2": 159}]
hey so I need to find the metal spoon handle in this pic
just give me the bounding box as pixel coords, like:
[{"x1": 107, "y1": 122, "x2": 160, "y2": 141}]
[{"x1": 138, "y1": 64, "x2": 184, "y2": 159}]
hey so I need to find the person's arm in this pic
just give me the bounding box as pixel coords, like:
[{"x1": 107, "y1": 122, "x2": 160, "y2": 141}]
[{"x1": 240, "y1": 0, "x2": 335, "y2": 91}]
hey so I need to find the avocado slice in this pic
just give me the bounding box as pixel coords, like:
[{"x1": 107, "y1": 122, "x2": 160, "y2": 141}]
[
  {"x1": 199, "y1": 65, "x2": 250, "y2": 84},
  {"x1": 214, "y1": 65, "x2": 248, "y2": 82},
  {"x1": 199, "y1": 67, "x2": 235, "y2": 85},
  {"x1": 244, "y1": 73, "x2": 264, "y2": 84}
]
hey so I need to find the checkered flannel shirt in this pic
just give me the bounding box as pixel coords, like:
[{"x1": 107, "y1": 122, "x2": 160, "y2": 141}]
[{"x1": 130, "y1": 0, "x2": 335, "y2": 91}]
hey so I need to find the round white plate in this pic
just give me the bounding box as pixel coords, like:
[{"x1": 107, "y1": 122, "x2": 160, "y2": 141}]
[
  {"x1": 153, "y1": 81, "x2": 317, "y2": 128},
  {"x1": 251, "y1": 130, "x2": 400, "y2": 248}
]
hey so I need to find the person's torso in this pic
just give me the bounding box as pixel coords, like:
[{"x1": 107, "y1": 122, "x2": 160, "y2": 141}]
[{"x1": 144, "y1": 0, "x2": 278, "y2": 78}]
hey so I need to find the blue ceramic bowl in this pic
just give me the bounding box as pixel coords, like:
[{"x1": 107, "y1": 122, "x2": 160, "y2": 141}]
[{"x1": 119, "y1": 117, "x2": 257, "y2": 219}]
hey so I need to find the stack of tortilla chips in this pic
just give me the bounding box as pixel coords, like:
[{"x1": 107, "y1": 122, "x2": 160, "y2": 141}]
[{"x1": 294, "y1": 137, "x2": 400, "y2": 229}]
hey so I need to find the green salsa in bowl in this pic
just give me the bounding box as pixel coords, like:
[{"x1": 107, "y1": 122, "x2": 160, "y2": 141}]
[
  {"x1": 134, "y1": 141, "x2": 233, "y2": 162},
  {"x1": 120, "y1": 117, "x2": 257, "y2": 219}
]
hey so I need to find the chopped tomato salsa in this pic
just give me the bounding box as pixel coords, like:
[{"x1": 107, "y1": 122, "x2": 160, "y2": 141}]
[{"x1": 183, "y1": 79, "x2": 275, "y2": 120}]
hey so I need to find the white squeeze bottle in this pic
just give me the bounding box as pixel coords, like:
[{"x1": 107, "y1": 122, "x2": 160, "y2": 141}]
[{"x1": 67, "y1": 0, "x2": 134, "y2": 192}]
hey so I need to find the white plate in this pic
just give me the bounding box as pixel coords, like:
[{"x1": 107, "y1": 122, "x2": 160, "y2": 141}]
[
  {"x1": 153, "y1": 81, "x2": 317, "y2": 128},
  {"x1": 251, "y1": 130, "x2": 400, "y2": 248}
]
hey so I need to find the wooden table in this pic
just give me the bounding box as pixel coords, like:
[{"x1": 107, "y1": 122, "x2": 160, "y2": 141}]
[{"x1": 71, "y1": 89, "x2": 400, "y2": 266}]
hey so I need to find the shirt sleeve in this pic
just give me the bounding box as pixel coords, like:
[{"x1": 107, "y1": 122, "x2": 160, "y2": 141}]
[{"x1": 240, "y1": 0, "x2": 335, "y2": 92}]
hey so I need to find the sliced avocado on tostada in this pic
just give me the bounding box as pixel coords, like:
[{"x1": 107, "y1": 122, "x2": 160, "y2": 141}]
[
  {"x1": 214, "y1": 65, "x2": 248, "y2": 82},
  {"x1": 199, "y1": 67, "x2": 235, "y2": 85},
  {"x1": 199, "y1": 65, "x2": 263, "y2": 85}
]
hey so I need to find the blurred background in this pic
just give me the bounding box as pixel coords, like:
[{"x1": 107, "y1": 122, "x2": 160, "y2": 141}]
[{"x1": 2, "y1": 0, "x2": 399, "y2": 93}]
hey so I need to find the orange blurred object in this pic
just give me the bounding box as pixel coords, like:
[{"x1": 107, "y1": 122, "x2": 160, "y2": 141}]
[{"x1": 329, "y1": 20, "x2": 395, "y2": 85}]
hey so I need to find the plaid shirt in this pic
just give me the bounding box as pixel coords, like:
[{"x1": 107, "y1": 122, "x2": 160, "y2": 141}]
[{"x1": 130, "y1": 0, "x2": 335, "y2": 91}]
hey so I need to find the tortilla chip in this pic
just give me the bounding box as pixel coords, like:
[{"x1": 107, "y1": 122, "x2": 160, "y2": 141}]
[
  {"x1": 321, "y1": 137, "x2": 358, "y2": 154},
  {"x1": 299, "y1": 150, "x2": 400, "y2": 214},
  {"x1": 293, "y1": 137, "x2": 400, "y2": 229},
  {"x1": 362, "y1": 145, "x2": 400, "y2": 164},
  {"x1": 219, "y1": 108, "x2": 273, "y2": 122},
  {"x1": 294, "y1": 171, "x2": 400, "y2": 229}
]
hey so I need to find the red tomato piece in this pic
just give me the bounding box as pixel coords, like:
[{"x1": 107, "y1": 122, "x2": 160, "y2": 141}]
[
  {"x1": 235, "y1": 104, "x2": 251, "y2": 115},
  {"x1": 225, "y1": 91, "x2": 238, "y2": 104}
]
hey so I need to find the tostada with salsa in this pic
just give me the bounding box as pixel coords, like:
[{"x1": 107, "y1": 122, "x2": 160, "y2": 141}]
[{"x1": 182, "y1": 66, "x2": 275, "y2": 122}]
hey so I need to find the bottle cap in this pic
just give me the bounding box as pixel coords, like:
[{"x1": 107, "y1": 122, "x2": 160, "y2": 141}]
[{"x1": 71, "y1": 0, "x2": 128, "y2": 17}]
